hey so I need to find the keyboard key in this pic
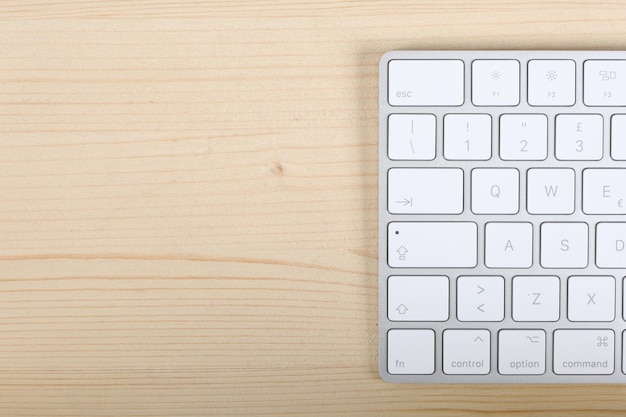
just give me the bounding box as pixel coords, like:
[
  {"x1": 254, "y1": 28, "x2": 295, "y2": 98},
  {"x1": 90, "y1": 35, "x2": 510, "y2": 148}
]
[
  {"x1": 388, "y1": 114, "x2": 436, "y2": 160},
  {"x1": 568, "y1": 276, "x2": 615, "y2": 322},
  {"x1": 485, "y1": 222, "x2": 532, "y2": 268},
  {"x1": 582, "y1": 169, "x2": 626, "y2": 214},
  {"x1": 388, "y1": 222, "x2": 477, "y2": 268},
  {"x1": 472, "y1": 60, "x2": 520, "y2": 106},
  {"x1": 596, "y1": 223, "x2": 626, "y2": 267},
  {"x1": 527, "y1": 168, "x2": 575, "y2": 214},
  {"x1": 611, "y1": 115, "x2": 626, "y2": 160},
  {"x1": 584, "y1": 60, "x2": 626, "y2": 106},
  {"x1": 457, "y1": 276, "x2": 504, "y2": 321},
  {"x1": 499, "y1": 114, "x2": 548, "y2": 160},
  {"x1": 528, "y1": 59, "x2": 576, "y2": 106},
  {"x1": 443, "y1": 329, "x2": 490, "y2": 375},
  {"x1": 540, "y1": 223, "x2": 588, "y2": 268},
  {"x1": 553, "y1": 329, "x2": 614, "y2": 375},
  {"x1": 498, "y1": 330, "x2": 546, "y2": 375},
  {"x1": 512, "y1": 276, "x2": 560, "y2": 322},
  {"x1": 388, "y1": 60, "x2": 464, "y2": 106},
  {"x1": 443, "y1": 114, "x2": 492, "y2": 160},
  {"x1": 555, "y1": 114, "x2": 603, "y2": 160},
  {"x1": 471, "y1": 168, "x2": 519, "y2": 214},
  {"x1": 387, "y1": 329, "x2": 435, "y2": 374},
  {"x1": 388, "y1": 168, "x2": 463, "y2": 214},
  {"x1": 387, "y1": 276, "x2": 449, "y2": 321},
  {"x1": 513, "y1": 275, "x2": 561, "y2": 321}
]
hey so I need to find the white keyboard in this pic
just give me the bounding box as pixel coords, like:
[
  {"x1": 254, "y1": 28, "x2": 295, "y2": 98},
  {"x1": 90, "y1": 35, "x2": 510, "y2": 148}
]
[{"x1": 379, "y1": 51, "x2": 626, "y2": 383}]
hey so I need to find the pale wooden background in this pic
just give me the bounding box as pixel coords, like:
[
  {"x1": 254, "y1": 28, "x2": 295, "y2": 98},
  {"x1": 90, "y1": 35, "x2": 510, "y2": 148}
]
[{"x1": 1, "y1": 1, "x2": 626, "y2": 416}]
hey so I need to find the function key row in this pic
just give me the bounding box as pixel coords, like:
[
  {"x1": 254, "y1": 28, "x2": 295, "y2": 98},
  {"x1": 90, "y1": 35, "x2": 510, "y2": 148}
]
[
  {"x1": 389, "y1": 113, "x2": 626, "y2": 161},
  {"x1": 388, "y1": 59, "x2": 626, "y2": 107}
]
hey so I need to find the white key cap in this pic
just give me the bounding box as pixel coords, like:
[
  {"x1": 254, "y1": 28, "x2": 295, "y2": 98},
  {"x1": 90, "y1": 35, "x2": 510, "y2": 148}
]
[
  {"x1": 485, "y1": 222, "x2": 532, "y2": 268},
  {"x1": 388, "y1": 168, "x2": 463, "y2": 214},
  {"x1": 540, "y1": 223, "x2": 588, "y2": 268},
  {"x1": 387, "y1": 329, "x2": 435, "y2": 375},
  {"x1": 388, "y1": 222, "x2": 477, "y2": 268},
  {"x1": 553, "y1": 329, "x2": 614, "y2": 375},
  {"x1": 498, "y1": 330, "x2": 546, "y2": 375},
  {"x1": 457, "y1": 276, "x2": 504, "y2": 322},
  {"x1": 567, "y1": 276, "x2": 615, "y2": 322},
  {"x1": 582, "y1": 169, "x2": 626, "y2": 214},
  {"x1": 472, "y1": 60, "x2": 520, "y2": 106},
  {"x1": 597, "y1": 223, "x2": 626, "y2": 267},
  {"x1": 528, "y1": 60, "x2": 576, "y2": 106},
  {"x1": 387, "y1": 276, "x2": 449, "y2": 321},
  {"x1": 388, "y1": 114, "x2": 436, "y2": 160},
  {"x1": 443, "y1": 114, "x2": 492, "y2": 160},
  {"x1": 611, "y1": 115, "x2": 626, "y2": 160},
  {"x1": 527, "y1": 168, "x2": 575, "y2": 214},
  {"x1": 512, "y1": 276, "x2": 560, "y2": 322},
  {"x1": 388, "y1": 60, "x2": 464, "y2": 106},
  {"x1": 584, "y1": 60, "x2": 626, "y2": 106},
  {"x1": 555, "y1": 114, "x2": 603, "y2": 160},
  {"x1": 499, "y1": 114, "x2": 548, "y2": 160},
  {"x1": 471, "y1": 168, "x2": 519, "y2": 214},
  {"x1": 443, "y1": 329, "x2": 490, "y2": 375}
]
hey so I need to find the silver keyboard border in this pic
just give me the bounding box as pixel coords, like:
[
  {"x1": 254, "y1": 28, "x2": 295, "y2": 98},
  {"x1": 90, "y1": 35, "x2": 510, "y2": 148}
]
[{"x1": 379, "y1": 50, "x2": 626, "y2": 383}]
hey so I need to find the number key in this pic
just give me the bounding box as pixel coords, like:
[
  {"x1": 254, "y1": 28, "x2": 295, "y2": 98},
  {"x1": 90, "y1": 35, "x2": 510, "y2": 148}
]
[
  {"x1": 500, "y1": 114, "x2": 548, "y2": 160},
  {"x1": 444, "y1": 114, "x2": 491, "y2": 160},
  {"x1": 555, "y1": 114, "x2": 603, "y2": 160}
]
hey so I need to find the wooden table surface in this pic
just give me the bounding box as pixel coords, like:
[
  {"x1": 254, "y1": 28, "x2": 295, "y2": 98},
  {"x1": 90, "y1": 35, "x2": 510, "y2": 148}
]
[{"x1": 3, "y1": 1, "x2": 626, "y2": 415}]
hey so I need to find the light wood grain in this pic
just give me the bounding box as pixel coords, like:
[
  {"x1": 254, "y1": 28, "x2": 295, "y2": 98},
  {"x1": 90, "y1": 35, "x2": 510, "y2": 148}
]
[{"x1": 2, "y1": 0, "x2": 626, "y2": 415}]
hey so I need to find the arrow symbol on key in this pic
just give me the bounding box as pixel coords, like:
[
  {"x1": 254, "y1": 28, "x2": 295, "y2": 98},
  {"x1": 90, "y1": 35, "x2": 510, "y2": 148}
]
[
  {"x1": 396, "y1": 198, "x2": 413, "y2": 207},
  {"x1": 477, "y1": 304, "x2": 485, "y2": 313},
  {"x1": 476, "y1": 285, "x2": 485, "y2": 295}
]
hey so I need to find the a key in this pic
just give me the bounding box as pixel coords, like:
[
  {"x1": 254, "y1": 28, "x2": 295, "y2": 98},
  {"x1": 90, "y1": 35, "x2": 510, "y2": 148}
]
[
  {"x1": 388, "y1": 222, "x2": 477, "y2": 268},
  {"x1": 484, "y1": 222, "x2": 532, "y2": 268},
  {"x1": 387, "y1": 329, "x2": 435, "y2": 375},
  {"x1": 471, "y1": 168, "x2": 519, "y2": 214},
  {"x1": 443, "y1": 329, "x2": 490, "y2": 375},
  {"x1": 499, "y1": 114, "x2": 548, "y2": 160},
  {"x1": 528, "y1": 59, "x2": 576, "y2": 106},
  {"x1": 553, "y1": 329, "x2": 614, "y2": 375},
  {"x1": 472, "y1": 60, "x2": 520, "y2": 106},
  {"x1": 567, "y1": 276, "x2": 615, "y2": 322},
  {"x1": 512, "y1": 276, "x2": 560, "y2": 322},
  {"x1": 388, "y1": 60, "x2": 464, "y2": 106},
  {"x1": 596, "y1": 222, "x2": 626, "y2": 267},
  {"x1": 498, "y1": 330, "x2": 546, "y2": 375},
  {"x1": 582, "y1": 169, "x2": 626, "y2": 214},
  {"x1": 540, "y1": 222, "x2": 588, "y2": 268},
  {"x1": 584, "y1": 60, "x2": 626, "y2": 106},
  {"x1": 527, "y1": 168, "x2": 575, "y2": 214},
  {"x1": 443, "y1": 114, "x2": 492, "y2": 160},
  {"x1": 388, "y1": 114, "x2": 436, "y2": 160},
  {"x1": 387, "y1": 168, "x2": 463, "y2": 214},
  {"x1": 457, "y1": 276, "x2": 504, "y2": 322},
  {"x1": 387, "y1": 276, "x2": 449, "y2": 321},
  {"x1": 555, "y1": 114, "x2": 603, "y2": 160}
]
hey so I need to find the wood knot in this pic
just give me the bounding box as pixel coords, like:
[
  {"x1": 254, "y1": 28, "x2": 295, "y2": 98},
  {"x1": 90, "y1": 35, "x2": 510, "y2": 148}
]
[{"x1": 271, "y1": 162, "x2": 284, "y2": 176}]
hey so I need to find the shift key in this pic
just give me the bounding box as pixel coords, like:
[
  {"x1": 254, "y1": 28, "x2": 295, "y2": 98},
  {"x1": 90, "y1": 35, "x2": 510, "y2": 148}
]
[{"x1": 388, "y1": 222, "x2": 477, "y2": 268}]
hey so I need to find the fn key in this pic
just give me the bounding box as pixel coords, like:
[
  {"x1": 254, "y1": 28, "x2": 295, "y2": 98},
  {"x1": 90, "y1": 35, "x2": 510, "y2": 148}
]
[{"x1": 387, "y1": 329, "x2": 435, "y2": 375}]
